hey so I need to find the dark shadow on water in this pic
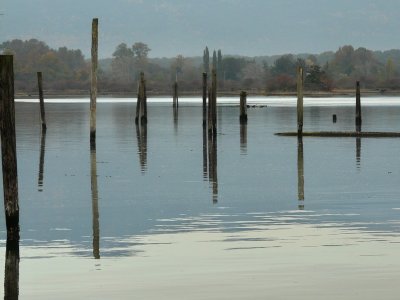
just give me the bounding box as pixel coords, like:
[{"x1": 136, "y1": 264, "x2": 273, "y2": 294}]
[
  {"x1": 37, "y1": 128, "x2": 47, "y2": 192},
  {"x1": 90, "y1": 144, "x2": 100, "y2": 259},
  {"x1": 4, "y1": 239, "x2": 19, "y2": 300},
  {"x1": 208, "y1": 132, "x2": 218, "y2": 204},
  {"x1": 240, "y1": 123, "x2": 247, "y2": 155},
  {"x1": 135, "y1": 124, "x2": 148, "y2": 173},
  {"x1": 173, "y1": 104, "x2": 178, "y2": 135},
  {"x1": 202, "y1": 127, "x2": 208, "y2": 179},
  {"x1": 356, "y1": 137, "x2": 361, "y2": 169},
  {"x1": 297, "y1": 137, "x2": 304, "y2": 210}
]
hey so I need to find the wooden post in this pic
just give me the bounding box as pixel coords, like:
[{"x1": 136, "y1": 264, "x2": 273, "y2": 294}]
[
  {"x1": 211, "y1": 69, "x2": 217, "y2": 133},
  {"x1": 0, "y1": 55, "x2": 20, "y2": 241},
  {"x1": 37, "y1": 72, "x2": 46, "y2": 130},
  {"x1": 202, "y1": 72, "x2": 207, "y2": 126},
  {"x1": 355, "y1": 81, "x2": 362, "y2": 132},
  {"x1": 207, "y1": 87, "x2": 213, "y2": 134},
  {"x1": 143, "y1": 75, "x2": 148, "y2": 124},
  {"x1": 136, "y1": 72, "x2": 147, "y2": 125},
  {"x1": 4, "y1": 239, "x2": 19, "y2": 299},
  {"x1": 297, "y1": 137, "x2": 304, "y2": 210},
  {"x1": 173, "y1": 80, "x2": 178, "y2": 108},
  {"x1": 90, "y1": 18, "x2": 98, "y2": 144},
  {"x1": 90, "y1": 146, "x2": 100, "y2": 259},
  {"x1": 239, "y1": 91, "x2": 248, "y2": 124},
  {"x1": 297, "y1": 66, "x2": 304, "y2": 136},
  {"x1": 135, "y1": 80, "x2": 140, "y2": 124}
]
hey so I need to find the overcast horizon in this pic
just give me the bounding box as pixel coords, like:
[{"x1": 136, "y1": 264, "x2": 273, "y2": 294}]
[{"x1": 1, "y1": 0, "x2": 400, "y2": 59}]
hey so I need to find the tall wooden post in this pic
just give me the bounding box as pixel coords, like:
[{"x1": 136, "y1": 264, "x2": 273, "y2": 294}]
[
  {"x1": 137, "y1": 72, "x2": 148, "y2": 125},
  {"x1": 207, "y1": 87, "x2": 213, "y2": 134},
  {"x1": 0, "y1": 55, "x2": 20, "y2": 241},
  {"x1": 173, "y1": 77, "x2": 178, "y2": 108},
  {"x1": 90, "y1": 18, "x2": 98, "y2": 145},
  {"x1": 297, "y1": 66, "x2": 304, "y2": 136},
  {"x1": 37, "y1": 72, "x2": 46, "y2": 130},
  {"x1": 202, "y1": 72, "x2": 207, "y2": 126},
  {"x1": 211, "y1": 69, "x2": 217, "y2": 133},
  {"x1": 355, "y1": 81, "x2": 362, "y2": 132},
  {"x1": 239, "y1": 91, "x2": 248, "y2": 124}
]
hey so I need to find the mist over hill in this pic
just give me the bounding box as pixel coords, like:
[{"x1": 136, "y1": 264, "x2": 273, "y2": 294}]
[{"x1": 1, "y1": 0, "x2": 400, "y2": 58}]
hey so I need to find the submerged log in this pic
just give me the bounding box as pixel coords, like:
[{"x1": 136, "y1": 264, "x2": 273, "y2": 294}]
[{"x1": 275, "y1": 131, "x2": 400, "y2": 137}]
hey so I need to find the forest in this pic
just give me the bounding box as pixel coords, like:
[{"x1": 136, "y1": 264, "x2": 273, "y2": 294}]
[{"x1": 1, "y1": 38, "x2": 400, "y2": 96}]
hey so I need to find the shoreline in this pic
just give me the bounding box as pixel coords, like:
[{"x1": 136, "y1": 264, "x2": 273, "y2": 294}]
[{"x1": 15, "y1": 89, "x2": 400, "y2": 99}]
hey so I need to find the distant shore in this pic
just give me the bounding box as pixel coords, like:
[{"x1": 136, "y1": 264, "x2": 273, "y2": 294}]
[{"x1": 15, "y1": 89, "x2": 400, "y2": 99}]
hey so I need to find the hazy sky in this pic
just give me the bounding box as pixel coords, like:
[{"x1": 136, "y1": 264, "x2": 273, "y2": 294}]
[{"x1": 1, "y1": 0, "x2": 400, "y2": 58}]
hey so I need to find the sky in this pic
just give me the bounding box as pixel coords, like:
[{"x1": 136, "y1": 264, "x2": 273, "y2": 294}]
[{"x1": 1, "y1": 0, "x2": 400, "y2": 58}]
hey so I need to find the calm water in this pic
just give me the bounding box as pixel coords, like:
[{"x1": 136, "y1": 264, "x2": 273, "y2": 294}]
[{"x1": 2, "y1": 96, "x2": 400, "y2": 299}]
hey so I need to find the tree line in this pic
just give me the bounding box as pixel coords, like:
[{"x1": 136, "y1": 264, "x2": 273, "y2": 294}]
[{"x1": 1, "y1": 39, "x2": 400, "y2": 95}]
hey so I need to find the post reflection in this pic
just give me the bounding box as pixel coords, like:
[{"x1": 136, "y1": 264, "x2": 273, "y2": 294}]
[
  {"x1": 297, "y1": 137, "x2": 305, "y2": 210},
  {"x1": 240, "y1": 123, "x2": 247, "y2": 154},
  {"x1": 208, "y1": 133, "x2": 218, "y2": 203},
  {"x1": 90, "y1": 144, "x2": 100, "y2": 259},
  {"x1": 202, "y1": 127, "x2": 208, "y2": 179},
  {"x1": 37, "y1": 128, "x2": 46, "y2": 192},
  {"x1": 4, "y1": 239, "x2": 19, "y2": 300},
  {"x1": 356, "y1": 137, "x2": 361, "y2": 169},
  {"x1": 173, "y1": 104, "x2": 178, "y2": 135},
  {"x1": 135, "y1": 124, "x2": 148, "y2": 173}
]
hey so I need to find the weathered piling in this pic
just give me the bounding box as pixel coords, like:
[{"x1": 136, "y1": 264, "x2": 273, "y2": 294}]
[
  {"x1": 297, "y1": 66, "x2": 304, "y2": 136},
  {"x1": 355, "y1": 81, "x2": 362, "y2": 132},
  {"x1": 37, "y1": 72, "x2": 46, "y2": 130},
  {"x1": 90, "y1": 18, "x2": 98, "y2": 144},
  {"x1": 0, "y1": 55, "x2": 20, "y2": 241},
  {"x1": 135, "y1": 72, "x2": 147, "y2": 125},
  {"x1": 211, "y1": 69, "x2": 217, "y2": 133},
  {"x1": 239, "y1": 91, "x2": 248, "y2": 124},
  {"x1": 4, "y1": 239, "x2": 19, "y2": 299},
  {"x1": 173, "y1": 80, "x2": 178, "y2": 108},
  {"x1": 38, "y1": 129, "x2": 46, "y2": 192},
  {"x1": 90, "y1": 145, "x2": 100, "y2": 259},
  {"x1": 297, "y1": 137, "x2": 304, "y2": 210},
  {"x1": 207, "y1": 87, "x2": 213, "y2": 134},
  {"x1": 202, "y1": 72, "x2": 207, "y2": 126}
]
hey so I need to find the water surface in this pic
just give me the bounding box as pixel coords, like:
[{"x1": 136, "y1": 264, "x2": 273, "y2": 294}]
[{"x1": 1, "y1": 96, "x2": 400, "y2": 299}]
